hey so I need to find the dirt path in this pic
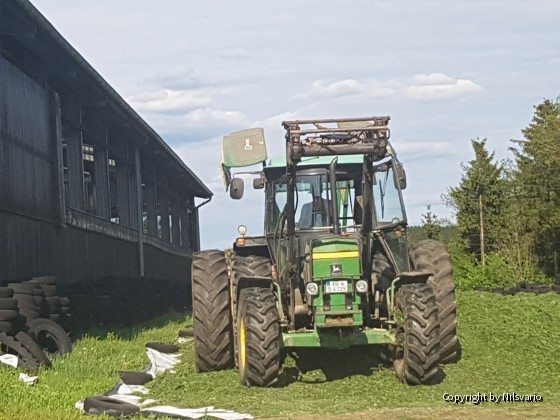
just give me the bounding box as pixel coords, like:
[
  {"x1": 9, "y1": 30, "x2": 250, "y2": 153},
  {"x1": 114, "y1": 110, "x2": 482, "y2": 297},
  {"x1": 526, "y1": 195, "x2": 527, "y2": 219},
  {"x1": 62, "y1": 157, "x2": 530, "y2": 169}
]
[{"x1": 264, "y1": 404, "x2": 559, "y2": 419}]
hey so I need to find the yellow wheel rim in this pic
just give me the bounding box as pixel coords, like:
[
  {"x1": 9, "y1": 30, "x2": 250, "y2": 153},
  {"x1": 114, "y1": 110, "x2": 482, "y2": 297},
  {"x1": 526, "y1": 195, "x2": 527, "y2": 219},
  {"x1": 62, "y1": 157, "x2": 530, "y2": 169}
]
[{"x1": 239, "y1": 317, "x2": 246, "y2": 370}]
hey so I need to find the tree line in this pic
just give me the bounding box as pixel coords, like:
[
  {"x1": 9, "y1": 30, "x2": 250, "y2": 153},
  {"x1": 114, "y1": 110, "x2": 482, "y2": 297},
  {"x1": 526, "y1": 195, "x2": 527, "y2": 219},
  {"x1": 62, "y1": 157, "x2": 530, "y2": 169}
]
[{"x1": 411, "y1": 97, "x2": 560, "y2": 289}]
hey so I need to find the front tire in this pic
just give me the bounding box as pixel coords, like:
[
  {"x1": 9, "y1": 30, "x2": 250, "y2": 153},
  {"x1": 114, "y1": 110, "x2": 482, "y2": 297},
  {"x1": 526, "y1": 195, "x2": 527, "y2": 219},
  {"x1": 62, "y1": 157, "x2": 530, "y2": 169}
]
[
  {"x1": 231, "y1": 255, "x2": 272, "y2": 366},
  {"x1": 192, "y1": 250, "x2": 234, "y2": 372},
  {"x1": 236, "y1": 287, "x2": 280, "y2": 387},
  {"x1": 410, "y1": 239, "x2": 459, "y2": 364},
  {"x1": 393, "y1": 283, "x2": 440, "y2": 385}
]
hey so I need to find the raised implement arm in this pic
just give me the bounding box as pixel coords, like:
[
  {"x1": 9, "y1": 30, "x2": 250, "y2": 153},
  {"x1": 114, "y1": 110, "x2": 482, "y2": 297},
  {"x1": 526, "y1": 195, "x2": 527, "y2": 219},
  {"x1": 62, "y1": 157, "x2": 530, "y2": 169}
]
[{"x1": 282, "y1": 116, "x2": 390, "y2": 165}]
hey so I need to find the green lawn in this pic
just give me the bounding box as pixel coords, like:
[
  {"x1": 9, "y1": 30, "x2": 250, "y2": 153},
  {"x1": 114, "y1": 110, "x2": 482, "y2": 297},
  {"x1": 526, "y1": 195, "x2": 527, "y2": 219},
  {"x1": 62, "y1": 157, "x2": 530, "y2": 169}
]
[{"x1": 1, "y1": 291, "x2": 559, "y2": 419}]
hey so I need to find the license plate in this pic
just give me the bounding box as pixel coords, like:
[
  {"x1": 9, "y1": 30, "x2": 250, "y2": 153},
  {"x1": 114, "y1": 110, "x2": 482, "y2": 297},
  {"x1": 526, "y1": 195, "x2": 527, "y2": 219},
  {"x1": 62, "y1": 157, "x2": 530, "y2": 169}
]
[{"x1": 325, "y1": 280, "x2": 348, "y2": 293}]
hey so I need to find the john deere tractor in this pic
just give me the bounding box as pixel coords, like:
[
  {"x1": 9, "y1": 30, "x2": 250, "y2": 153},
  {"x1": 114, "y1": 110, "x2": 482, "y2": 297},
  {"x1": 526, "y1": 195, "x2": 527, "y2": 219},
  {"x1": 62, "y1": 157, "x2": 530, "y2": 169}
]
[{"x1": 191, "y1": 116, "x2": 458, "y2": 387}]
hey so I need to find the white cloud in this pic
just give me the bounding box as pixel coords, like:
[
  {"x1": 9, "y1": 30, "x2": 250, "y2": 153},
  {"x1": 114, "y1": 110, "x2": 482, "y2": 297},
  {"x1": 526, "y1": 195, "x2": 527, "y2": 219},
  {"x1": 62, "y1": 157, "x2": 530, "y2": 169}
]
[
  {"x1": 303, "y1": 74, "x2": 482, "y2": 103},
  {"x1": 127, "y1": 89, "x2": 211, "y2": 112},
  {"x1": 184, "y1": 108, "x2": 248, "y2": 126},
  {"x1": 309, "y1": 79, "x2": 396, "y2": 98},
  {"x1": 405, "y1": 73, "x2": 483, "y2": 101}
]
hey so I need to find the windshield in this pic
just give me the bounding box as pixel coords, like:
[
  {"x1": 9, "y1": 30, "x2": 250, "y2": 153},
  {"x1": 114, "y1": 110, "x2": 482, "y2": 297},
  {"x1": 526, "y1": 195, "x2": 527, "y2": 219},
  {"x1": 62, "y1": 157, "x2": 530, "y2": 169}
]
[
  {"x1": 372, "y1": 165, "x2": 405, "y2": 226},
  {"x1": 270, "y1": 170, "x2": 362, "y2": 233}
]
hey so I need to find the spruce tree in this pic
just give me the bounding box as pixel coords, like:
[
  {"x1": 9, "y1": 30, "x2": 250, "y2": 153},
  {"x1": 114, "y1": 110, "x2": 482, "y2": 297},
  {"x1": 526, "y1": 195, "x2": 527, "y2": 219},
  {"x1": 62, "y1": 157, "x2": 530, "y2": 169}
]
[
  {"x1": 420, "y1": 205, "x2": 441, "y2": 240},
  {"x1": 445, "y1": 138, "x2": 505, "y2": 261},
  {"x1": 511, "y1": 97, "x2": 560, "y2": 275}
]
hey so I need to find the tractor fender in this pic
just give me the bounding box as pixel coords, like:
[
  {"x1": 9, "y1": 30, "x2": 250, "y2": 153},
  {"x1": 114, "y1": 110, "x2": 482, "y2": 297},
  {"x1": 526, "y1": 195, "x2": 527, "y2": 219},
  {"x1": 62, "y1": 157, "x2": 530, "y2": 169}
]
[
  {"x1": 394, "y1": 271, "x2": 432, "y2": 289},
  {"x1": 236, "y1": 276, "x2": 273, "y2": 301},
  {"x1": 388, "y1": 271, "x2": 432, "y2": 313}
]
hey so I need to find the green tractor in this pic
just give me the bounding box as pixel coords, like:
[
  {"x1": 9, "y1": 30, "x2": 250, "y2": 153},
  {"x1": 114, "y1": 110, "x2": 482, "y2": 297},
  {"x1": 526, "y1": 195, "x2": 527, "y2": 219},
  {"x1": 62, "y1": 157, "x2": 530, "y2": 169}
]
[{"x1": 191, "y1": 116, "x2": 458, "y2": 386}]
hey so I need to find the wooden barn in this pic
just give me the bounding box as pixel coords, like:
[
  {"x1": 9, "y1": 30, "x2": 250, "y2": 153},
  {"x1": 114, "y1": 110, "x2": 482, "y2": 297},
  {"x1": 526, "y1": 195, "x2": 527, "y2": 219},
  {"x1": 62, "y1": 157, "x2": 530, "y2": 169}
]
[{"x1": 0, "y1": 0, "x2": 211, "y2": 319}]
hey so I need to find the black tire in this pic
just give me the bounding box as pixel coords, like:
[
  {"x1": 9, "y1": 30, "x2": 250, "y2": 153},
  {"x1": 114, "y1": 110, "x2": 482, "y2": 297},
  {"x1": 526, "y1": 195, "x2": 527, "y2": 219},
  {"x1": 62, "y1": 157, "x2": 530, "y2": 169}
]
[
  {"x1": 118, "y1": 371, "x2": 153, "y2": 385},
  {"x1": 0, "y1": 321, "x2": 13, "y2": 334},
  {"x1": 83, "y1": 396, "x2": 139, "y2": 417},
  {"x1": 46, "y1": 296, "x2": 61, "y2": 307},
  {"x1": 410, "y1": 240, "x2": 459, "y2": 364},
  {"x1": 17, "y1": 302, "x2": 40, "y2": 312},
  {"x1": 40, "y1": 285, "x2": 57, "y2": 298},
  {"x1": 27, "y1": 318, "x2": 72, "y2": 356},
  {"x1": 236, "y1": 287, "x2": 280, "y2": 387},
  {"x1": 145, "y1": 342, "x2": 180, "y2": 353},
  {"x1": 0, "y1": 287, "x2": 14, "y2": 298},
  {"x1": 231, "y1": 255, "x2": 272, "y2": 366},
  {"x1": 0, "y1": 298, "x2": 18, "y2": 310},
  {"x1": 231, "y1": 255, "x2": 272, "y2": 308},
  {"x1": 15, "y1": 331, "x2": 52, "y2": 368},
  {"x1": 19, "y1": 309, "x2": 40, "y2": 321},
  {"x1": 7, "y1": 283, "x2": 34, "y2": 295},
  {"x1": 393, "y1": 283, "x2": 440, "y2": 385},
  {"x1": 178, "y1": 329, "x2": 194, "y2": 338},
  {"x1": 0, "y1": 309, "x2": 18, "y2": 322},
  {"x1": 192, "y1": 250, "x2": 234, "y2": 372},
  {"x1": 14, "y1": 294, "x2": 36, "y2": 305},
  {"x1": 0, "y1": 332, "x2": 39, "y2": 371},
  {"x1": 32, "y1": 288, "x2": 45, "y2": 297}
]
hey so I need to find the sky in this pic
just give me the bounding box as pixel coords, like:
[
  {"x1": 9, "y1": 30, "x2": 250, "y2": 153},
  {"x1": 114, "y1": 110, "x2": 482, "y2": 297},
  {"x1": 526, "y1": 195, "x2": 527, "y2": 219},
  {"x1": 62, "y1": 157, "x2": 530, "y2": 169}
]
[{"x1": 30, "y1": 0, "x2": 560, "y2": 249}]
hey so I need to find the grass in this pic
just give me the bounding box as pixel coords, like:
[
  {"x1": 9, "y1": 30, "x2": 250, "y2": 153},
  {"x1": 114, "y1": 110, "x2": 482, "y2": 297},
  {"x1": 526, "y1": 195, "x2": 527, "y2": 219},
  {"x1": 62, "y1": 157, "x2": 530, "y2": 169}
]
[{"x1": 1, "y1": 291, "x2": 559, "y2": 419}]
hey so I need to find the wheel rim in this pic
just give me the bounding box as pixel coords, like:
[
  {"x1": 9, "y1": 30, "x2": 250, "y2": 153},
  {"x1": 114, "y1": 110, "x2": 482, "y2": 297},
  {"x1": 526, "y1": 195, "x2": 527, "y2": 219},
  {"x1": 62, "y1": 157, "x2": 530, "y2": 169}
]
[{"x1": 239, "y1": 316, "x2": 247, "y2": 372}]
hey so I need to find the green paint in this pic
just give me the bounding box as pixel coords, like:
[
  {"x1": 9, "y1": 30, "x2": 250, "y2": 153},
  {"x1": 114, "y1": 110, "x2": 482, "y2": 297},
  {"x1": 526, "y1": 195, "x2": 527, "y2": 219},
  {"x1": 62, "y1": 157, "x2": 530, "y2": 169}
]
[
  {"x1": 311, "y1": 238, "x2": 359, "y2": 253},
  {"x1": 267, "y1": 154, "x2": 364, "y2": 169},
  {"x1": 283, "y1": 328, "x2": 396, "y2": 349},
  {"x1": 309, "y1": 237, "x2": 364, "y2": 328}
]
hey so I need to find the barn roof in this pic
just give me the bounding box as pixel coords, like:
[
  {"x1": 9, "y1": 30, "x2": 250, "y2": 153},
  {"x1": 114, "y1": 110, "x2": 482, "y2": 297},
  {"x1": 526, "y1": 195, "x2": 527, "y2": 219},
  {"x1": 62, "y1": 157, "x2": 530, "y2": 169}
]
[{"x1": 0, "y1": 0, "x2": 212, "y2": 199}]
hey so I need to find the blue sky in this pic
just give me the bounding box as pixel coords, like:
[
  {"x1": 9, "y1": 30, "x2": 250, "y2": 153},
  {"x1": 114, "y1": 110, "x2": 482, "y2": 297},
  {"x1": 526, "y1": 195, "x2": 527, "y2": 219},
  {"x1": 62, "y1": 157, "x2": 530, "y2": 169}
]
[{"x1": 31, "y1": 0, "x2": 560, "y2": 249}]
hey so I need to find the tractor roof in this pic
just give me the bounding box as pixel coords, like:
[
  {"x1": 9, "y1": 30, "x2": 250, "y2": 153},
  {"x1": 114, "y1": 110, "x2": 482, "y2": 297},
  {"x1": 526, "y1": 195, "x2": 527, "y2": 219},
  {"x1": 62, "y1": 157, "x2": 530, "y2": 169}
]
[{"x1": 266, "y1": 154, "x2": 364, "y2": 169}]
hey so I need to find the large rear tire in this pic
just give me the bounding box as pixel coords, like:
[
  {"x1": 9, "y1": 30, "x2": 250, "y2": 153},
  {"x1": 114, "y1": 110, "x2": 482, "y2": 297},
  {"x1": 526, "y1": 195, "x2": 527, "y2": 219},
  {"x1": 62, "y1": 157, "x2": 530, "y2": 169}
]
[
  {"x1": 236, "y1": 287, "x2": 280, "y2": 387},
  {"x1": 192, "y1": 250, "x2": 234, "y2": 372},
  {"x1": 410, "y1": 239, "x2": 459, "y2": 364},
  {"x1": 393, "y1": 283, "x2": 440, "y2": 385}
]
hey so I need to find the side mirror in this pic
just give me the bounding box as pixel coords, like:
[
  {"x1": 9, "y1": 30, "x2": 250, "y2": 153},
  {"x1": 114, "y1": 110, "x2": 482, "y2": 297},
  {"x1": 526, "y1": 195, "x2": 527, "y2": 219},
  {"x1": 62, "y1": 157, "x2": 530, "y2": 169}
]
[
  {"x1": 230, "y1": 177, "x2": 244, "y2": 199},
  {"x1": 253, "y1": 176, "x2": 265, "y2": 190},
  {"x1": 394, "y1": 163, "x2": 407, "y2": 190}
]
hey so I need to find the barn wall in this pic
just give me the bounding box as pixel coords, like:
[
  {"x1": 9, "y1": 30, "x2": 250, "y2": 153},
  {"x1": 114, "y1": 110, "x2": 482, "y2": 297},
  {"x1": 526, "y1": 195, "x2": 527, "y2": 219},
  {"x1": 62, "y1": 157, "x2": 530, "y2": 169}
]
[
  {"x1": 0, "y1": 4, "x2": 208, "y2": 307},
  {"x1": 0, "y1": 210, "x2": 59, "y2": 283}
]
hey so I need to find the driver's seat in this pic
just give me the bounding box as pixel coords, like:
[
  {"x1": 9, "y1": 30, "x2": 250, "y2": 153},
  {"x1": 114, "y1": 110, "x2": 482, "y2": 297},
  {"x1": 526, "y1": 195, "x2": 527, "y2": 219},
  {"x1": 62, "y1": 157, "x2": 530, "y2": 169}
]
[{"x1": 298, "y1": 197, "x2": 331, "y2": 228}]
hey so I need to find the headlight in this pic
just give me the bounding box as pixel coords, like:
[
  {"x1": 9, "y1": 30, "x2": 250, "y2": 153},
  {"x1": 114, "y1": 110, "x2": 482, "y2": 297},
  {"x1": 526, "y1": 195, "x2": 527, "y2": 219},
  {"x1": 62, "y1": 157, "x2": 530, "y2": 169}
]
[
  {"x1": 356, "y1": 280, "x2": 368, "y2": 293},
  {"x1": 306, "y1": 282, "x2": 319, "y2": 296},
  {"x1": 238, "y1": 225, "x2": 247, "y2": 236}
]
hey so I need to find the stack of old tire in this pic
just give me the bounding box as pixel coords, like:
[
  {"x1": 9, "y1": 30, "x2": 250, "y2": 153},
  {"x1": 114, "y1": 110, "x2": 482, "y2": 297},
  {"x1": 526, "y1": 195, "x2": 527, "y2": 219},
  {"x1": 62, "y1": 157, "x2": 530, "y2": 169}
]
[
  {"x1": 8, "y1": 281, "x2": 42, "y2": 324},
  {"x1": 0, "y1": 286, "x2": 26, "y2": 335},
  {"x1": 0, "y1": 278, "x2": 73, "y2": 372},
  {"x1": 26, "y1": 276, "x2": 73, "y2": 331}
]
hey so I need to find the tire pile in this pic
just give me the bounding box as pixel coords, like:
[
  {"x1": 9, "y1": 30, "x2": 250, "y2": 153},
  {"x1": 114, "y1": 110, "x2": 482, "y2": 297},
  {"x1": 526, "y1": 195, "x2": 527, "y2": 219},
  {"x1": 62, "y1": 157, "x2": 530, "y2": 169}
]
[
  {"x1": 0, "y1": 276, "x2": 73, "y2": 371},
  {"x1": 475, "y1": 282, "x2": 560, "y2": 296}
]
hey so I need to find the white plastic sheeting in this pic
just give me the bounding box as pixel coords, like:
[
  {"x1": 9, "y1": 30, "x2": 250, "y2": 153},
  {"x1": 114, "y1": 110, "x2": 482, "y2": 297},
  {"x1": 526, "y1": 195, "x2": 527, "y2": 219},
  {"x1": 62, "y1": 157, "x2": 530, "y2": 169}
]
[{"x1": 77, "y1": 344, "x2": 253, "y2": 419}]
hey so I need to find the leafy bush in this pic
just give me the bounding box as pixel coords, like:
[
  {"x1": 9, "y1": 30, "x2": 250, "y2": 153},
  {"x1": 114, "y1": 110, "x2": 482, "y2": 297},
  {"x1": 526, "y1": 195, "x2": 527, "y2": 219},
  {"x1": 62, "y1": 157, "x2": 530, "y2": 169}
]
[{"x1": 449, "y1": 243, "x2": 550, "y2": 290}]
